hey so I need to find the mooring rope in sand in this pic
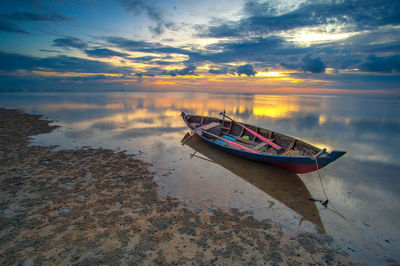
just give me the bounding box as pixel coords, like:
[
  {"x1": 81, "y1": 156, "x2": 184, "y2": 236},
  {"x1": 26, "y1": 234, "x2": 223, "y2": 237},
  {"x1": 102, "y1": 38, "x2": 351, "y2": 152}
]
[
  {"x1": 311, "y1": 155, "x2": 348, "y2": 221},
  {"x1": 311, "y1": 156, "x2": 391, "y2": 255}
]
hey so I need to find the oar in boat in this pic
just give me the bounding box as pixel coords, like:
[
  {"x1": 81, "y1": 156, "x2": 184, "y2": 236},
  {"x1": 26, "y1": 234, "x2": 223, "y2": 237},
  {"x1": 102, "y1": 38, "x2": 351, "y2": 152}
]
[
  {"x1": 200, "y1": 129, "x2": 260, "y2": 154},
  {"x1": 219, "y1": 112, "x2": 282, "y2": 150}
]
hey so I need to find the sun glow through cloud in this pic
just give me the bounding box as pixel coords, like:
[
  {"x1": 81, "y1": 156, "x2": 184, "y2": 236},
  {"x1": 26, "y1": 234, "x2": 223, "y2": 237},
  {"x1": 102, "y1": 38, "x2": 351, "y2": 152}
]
[
  {"x1": 255, "y1": 72, "x2": 284, "y2": 77},
  {"x1": 281, "y1": 24, "x2": 360, "y2": 46}
]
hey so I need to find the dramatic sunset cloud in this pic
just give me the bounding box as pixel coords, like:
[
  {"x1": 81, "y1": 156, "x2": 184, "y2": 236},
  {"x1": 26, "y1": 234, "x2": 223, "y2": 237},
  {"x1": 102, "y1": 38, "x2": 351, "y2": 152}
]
[{"x1": 0, "y1": 0, "x2": 399, "y2": 94}]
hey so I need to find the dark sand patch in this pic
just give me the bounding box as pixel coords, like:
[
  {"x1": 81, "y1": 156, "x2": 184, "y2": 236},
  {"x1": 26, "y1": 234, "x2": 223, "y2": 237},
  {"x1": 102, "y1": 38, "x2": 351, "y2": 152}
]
[{"x1": 0, "y1": 108, "x2": 356, "y2": 265}]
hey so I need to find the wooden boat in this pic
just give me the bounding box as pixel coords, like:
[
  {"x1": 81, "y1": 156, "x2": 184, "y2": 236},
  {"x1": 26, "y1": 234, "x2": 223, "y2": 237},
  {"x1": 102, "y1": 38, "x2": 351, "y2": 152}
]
[
  {"x1": 181, "y1": 132, "x2": 325, "y2": 234},
  {"x1": 181, "y1": 112, "x2": 346, "y2": 174}
]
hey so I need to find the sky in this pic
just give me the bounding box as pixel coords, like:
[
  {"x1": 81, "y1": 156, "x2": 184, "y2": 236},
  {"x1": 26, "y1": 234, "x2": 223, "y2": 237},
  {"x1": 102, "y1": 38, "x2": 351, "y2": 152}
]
[{"x1": 0, "y1": 0, "x2": 399, "y2": 95}]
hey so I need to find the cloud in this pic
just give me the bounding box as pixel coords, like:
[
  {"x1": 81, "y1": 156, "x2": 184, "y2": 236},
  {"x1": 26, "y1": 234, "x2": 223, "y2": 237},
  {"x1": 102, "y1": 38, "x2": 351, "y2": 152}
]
[
  {"x1": 0, "y1": 19, "x2": 29, "y2": 34},
  {"x1": 0, "y1": 72, "x2": 140, "y2": 92},
  {"x1": 39, "y1": 49, "x2": 62, "y2": 53},
  {"x1": 52, "y1": 37, "x2": 88, "y2": 50},
  {"x1": 117, "y1": 0, "x2": 174, "y2": 35},
  {"x1": 104, "y1": 22, "x2": 398, "y2": 76},
  {"x1": 39, "y1": 56, "x2": 131, "y2": 74},
  {"x1": 359, "y1": 54, "x2": 400, "y2": 73},
  {"x1": 203, "y1": 0, "x2": 400, "y2": 38},
  {"x1": 281, "y1": 55, "x2": 326, "y2": 73},
  {"x1": 126, "y1": 54, "x2": 181, "y2": 66},
  {"x1": 152, "y1": 60, "x2": 177, "y2": 66},
  {"x1": 134, "y1": 72, "x2": 154, "y2": 77},
  {"x1": 161, "y1": 65, "x2": 196, "y2": 76},
  {"x1": 0, "y1": 11, "x2": 72, "y2": 22},
  {"x1": 134, "y1": 67, "x2": 167, "y2": 77},
  {"x1": 301, "y1": 55, "x2": 326, "y2": 73},
  {"x1": 64, "y1": 75, "x2": 125, "y2": 81},
  {"x1": 108, "y1": 36, "x2": 272, "y2": 67},
  {"x1": 106, "y1": 37, "x2": 158, "y2": 51},
  {"x1": 0, "y1": 51, "x2": 131, "y2": 74},
  {"x1": 340, "y1": 27, "x2": 400, "y2": 55},
  {"x1": 202, "y1": 22, "x2": 239, "y2": 38},
  {"x1": 129, "y1": 55, "x2": 158, "y2": 62},
  {"x1": 236, "y1": 64, "x2": 256, "y2": 76},
  {"x1": 201, "y1": 36, "x2": 305, "y2": 65},
  {"x1": 85, "y1": 48, "x2": 130, "y2": 58},
  {"x1": 0, "y1": 11, "x2": 72, "y2": 34},
  {"x1": 287, "y1": 71, "x2": 400, "y2": 92},
  {"x1": 106, "y1": 35, "x2": 307, "y2": 72},
  {"x1": 99, "y1": 5, "x2": 399, "y2": 75},
  {"x1": 209, "y1": 66, "x2": 229, "y2": 74},
  {"x1": 106, "y1": 36, "x2": 195, "y2": 59}
]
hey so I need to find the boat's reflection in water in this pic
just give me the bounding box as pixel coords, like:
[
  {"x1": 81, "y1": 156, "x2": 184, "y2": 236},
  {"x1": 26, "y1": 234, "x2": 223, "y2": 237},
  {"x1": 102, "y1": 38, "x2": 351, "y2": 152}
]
[{"x1": 181, "y1": 132, "x2": 325, "y2": 234}]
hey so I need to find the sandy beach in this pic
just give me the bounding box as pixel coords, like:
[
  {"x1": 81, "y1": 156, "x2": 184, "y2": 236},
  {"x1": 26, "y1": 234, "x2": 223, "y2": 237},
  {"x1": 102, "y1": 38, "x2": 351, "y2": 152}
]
[{"x1": 0, "y1": 108, "x2": 356, "y2": 265}]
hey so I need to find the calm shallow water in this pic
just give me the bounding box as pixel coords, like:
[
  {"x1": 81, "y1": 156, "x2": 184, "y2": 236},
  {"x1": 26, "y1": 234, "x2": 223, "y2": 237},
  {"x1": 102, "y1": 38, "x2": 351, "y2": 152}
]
[{"x1": 1, "y1": 91, "x2": 400, "y2": 264}]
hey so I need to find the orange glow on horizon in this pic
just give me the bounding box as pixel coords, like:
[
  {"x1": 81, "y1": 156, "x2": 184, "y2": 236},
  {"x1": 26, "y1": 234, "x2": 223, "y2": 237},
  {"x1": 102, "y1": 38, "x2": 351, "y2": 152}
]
[{"x1": 19, "y1": 67, "x2": 398, "y2": 96}]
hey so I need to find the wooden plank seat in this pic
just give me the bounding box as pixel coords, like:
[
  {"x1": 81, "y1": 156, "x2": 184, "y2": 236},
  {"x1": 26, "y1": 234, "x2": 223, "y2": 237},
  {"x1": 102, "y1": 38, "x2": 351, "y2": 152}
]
[
  {"x1": 254, "y1": 142, "x2": 268, "y2": 150},
  {"x1": 198, "y1": 122, "x2": 220, "y2": 131},
  {"x1": 195, "y1": 122, "x2": 221, "y2": 136}
]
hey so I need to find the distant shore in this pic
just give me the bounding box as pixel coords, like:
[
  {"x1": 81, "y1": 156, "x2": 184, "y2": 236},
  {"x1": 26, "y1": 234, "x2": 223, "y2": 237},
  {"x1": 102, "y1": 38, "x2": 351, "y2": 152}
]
[{"x1": 0, "y1": 108, "x2": 355, "y2": 265}]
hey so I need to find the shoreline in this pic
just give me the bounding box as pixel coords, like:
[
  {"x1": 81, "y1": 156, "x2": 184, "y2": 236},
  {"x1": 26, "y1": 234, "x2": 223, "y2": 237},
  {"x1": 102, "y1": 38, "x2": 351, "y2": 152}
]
[{"x1": 0, "y1": 108, "x2": 355, "y2": 265}]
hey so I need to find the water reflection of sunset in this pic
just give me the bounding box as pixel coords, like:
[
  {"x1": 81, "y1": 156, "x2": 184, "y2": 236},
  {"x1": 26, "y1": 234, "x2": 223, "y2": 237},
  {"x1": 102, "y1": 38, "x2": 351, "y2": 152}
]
[
  {"x1": 140, "y1": 93, "x2": 312, "y2": 120},
  {"x1": 252, "y1": 95, "x2": 302, "y2": 118},
  {"x1": 36, "y1": 92, "x2": 319, "y2": 121},
  {"x1": 141, "y1": 95, "x2": 253, "y2": 117},
  {"x1": 252, "y1": 105, "x2": 298, "y2": 118}
]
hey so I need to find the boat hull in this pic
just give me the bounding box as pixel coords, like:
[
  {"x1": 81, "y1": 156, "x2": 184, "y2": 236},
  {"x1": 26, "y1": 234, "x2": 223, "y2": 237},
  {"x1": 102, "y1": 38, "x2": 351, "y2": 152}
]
[{"x1": 182, "y1": 112, "x2": 346, "y2": 174}]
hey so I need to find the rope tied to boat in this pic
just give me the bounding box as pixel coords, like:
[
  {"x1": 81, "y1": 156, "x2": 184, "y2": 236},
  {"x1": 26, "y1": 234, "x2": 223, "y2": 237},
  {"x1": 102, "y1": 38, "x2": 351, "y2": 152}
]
[
  {"x1": 310, "y1": 151, "x2": 348, "y2": 221},
  {"x1": 309, "y1": 155, "x2": 330, "y2": 208}
]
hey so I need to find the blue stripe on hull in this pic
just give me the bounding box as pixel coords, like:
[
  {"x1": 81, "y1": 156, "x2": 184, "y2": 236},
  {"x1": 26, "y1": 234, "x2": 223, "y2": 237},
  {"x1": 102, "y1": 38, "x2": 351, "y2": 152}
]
[{"x1": 202, "y1": 136, "x2": 345, "y2": 173}]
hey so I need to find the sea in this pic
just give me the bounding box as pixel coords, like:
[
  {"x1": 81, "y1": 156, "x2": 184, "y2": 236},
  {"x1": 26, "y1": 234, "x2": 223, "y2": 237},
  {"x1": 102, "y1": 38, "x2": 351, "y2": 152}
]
[{"x1": 1, "y1": 90, "x2": 399, "y2": 264}]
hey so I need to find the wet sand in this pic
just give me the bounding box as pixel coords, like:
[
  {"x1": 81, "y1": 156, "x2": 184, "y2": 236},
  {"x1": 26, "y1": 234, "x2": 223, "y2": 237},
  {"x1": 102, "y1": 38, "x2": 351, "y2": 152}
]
[{"x1": 0, "y1": 108, "x2": 356, "y2": 265}]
